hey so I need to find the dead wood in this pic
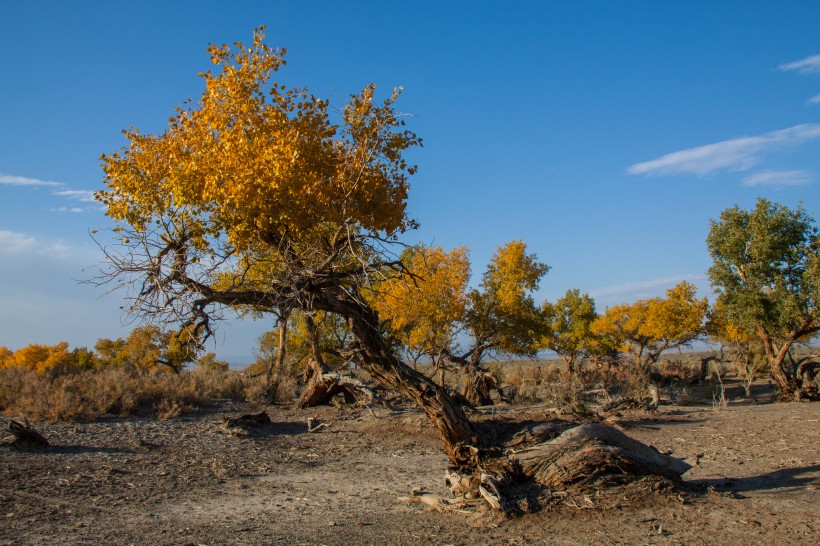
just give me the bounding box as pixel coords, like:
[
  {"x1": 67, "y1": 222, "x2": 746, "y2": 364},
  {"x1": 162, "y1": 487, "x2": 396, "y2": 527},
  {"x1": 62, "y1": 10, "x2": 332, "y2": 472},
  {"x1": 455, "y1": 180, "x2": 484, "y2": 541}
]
[
  {"x1": 7, "y1": 419, "x2": 49, "y2": 448},
  {"x1": 512, "y1": 423, "x2": 690, "y2": 489},
  {"x1": 221, "y1": 411, "x2": 272, "y2": 436},
  {"x1": 306, "y1": 417, "x2": 332, "y2": 433},
  {"x1": 296, "y1": 371, "x2": 374, "y2": 409},
  {"x1": 597, "y1": 385, "x2": 660, "y2": 416}
]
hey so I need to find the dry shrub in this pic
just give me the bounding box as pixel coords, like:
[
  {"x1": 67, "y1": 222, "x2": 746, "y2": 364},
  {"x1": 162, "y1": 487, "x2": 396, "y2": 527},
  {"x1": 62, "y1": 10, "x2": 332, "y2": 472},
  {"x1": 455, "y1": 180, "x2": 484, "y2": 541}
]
[
  {"x1": 504, "y1": 362, "x2": 550, "y2": 388},
  {"x1": 0, "y1": 366, "x2": 250, "y2": 422}
]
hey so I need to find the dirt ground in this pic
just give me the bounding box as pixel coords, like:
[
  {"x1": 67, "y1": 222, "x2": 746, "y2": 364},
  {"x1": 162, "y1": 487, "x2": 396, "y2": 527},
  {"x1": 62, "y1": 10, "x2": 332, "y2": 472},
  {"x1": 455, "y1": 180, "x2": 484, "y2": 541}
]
[{"x1": 1, "y1": 395, "x2": 818, "y2": 545}]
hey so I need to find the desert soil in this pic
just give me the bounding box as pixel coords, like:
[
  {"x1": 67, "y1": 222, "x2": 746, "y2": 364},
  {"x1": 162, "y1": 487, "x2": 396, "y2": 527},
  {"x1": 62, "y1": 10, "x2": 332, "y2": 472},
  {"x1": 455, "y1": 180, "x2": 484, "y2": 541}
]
[{"x1": 1, "y1": 398, "x2": 818, "y2": 545}]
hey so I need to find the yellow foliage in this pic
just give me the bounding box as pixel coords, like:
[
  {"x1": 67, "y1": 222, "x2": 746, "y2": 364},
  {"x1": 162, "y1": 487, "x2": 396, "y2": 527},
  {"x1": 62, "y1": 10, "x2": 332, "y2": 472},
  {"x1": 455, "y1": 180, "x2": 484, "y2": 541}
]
[
  {"x1": 484, "y1": 240, "x2": 548, "y2": 314},
  {"x1": 98, "y1": 27, "x2": 420, "y2": 255},
  {"x1": 1, "y1": 342, "x2": 74, "y2": 374},
  {"x1": 373, "y1": 245, "x2": 470, "y2": 356},
  {"x1": 592, "y1": 281, "x2": 708, "y2": 367}
]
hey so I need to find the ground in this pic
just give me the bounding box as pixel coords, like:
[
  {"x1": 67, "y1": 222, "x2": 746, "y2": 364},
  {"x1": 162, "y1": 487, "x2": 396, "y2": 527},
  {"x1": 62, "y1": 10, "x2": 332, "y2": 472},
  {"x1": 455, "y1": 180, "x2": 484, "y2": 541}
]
[{"x1": 1, "y1": 398, "x2": 818, "y2": 545}]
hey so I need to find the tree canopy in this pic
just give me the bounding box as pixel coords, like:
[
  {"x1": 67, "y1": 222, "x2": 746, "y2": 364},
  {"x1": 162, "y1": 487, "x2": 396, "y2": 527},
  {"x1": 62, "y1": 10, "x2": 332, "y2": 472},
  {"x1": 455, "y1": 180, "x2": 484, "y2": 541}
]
[
  {"x1": 707, "y1": 198, "x2": 820, "y2": 398},
  {"x1": 540, "y1": 289, "x2": 597, "y2": 375},
  {"x1": 95, "y1": 28, "x2": 476, "y2": 455},
  {"x1": 592, "y1": 281, "x2": 708, "y2": 372}
]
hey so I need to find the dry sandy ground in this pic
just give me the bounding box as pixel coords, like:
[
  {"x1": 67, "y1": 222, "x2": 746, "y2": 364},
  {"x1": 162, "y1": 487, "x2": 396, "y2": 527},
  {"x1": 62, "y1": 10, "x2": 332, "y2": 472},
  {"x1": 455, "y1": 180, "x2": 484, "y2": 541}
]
[{"x1": 1, "y1": 399, "x2": 818, "y2": 545}]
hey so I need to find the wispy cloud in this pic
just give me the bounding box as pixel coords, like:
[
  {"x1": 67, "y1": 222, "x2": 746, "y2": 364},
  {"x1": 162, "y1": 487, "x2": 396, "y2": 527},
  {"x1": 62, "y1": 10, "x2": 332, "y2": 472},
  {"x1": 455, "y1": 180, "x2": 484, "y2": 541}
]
[
  {"x1": 52, "y1": 189, "x2": 97, "y2": 202},
  {"x1": 627, "y1": 124, "x2": 820, "y2": 176},
  {"x1": 809, "y1": 94, "x2": 820, "y2": 105},
  {"x1": 0, "y1": 174, "x2": 64, "y2": 187},
  {"x1": 0, "y1": 230, "x2": 38, "y2": 253},
  {"x1": 589, "y1": 274, "x2": 707, "y2": 302},
  {"x1": 780, "y1": 54, "x2": 820, "y2": 75},
  {"x1": 48, "y1": 207, "x2": 87, "y2": 213},
  {"x1": 0, "y1": 230, "x2": 70, "y2": 257},
  {"x1": 743, "y1": 170, "x2": 813, "y2": 188}
]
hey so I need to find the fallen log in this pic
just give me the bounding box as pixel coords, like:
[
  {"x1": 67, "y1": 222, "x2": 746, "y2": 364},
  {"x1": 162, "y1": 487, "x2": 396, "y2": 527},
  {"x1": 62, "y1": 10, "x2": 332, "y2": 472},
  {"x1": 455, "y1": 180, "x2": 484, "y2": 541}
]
[
  {"x1": 221, "y1": 411, "x2": 272, "y2": 436},
  {"x1": 512, "y1": 423, "x2": 690, "y2": 489}
]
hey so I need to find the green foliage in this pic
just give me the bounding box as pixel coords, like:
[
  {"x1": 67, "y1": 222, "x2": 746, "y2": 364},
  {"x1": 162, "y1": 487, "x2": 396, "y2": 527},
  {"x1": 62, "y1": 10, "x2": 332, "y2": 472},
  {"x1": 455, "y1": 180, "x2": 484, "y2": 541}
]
[
  {"x1": 707, "y1": 198, "x2": 819, "y2": 342},
  {"x1": 707, "y1": 198, "x2": 820, "y2": 397},
  {"x1": 541, "y1": 289, "x2": 597, "y2": 373}
]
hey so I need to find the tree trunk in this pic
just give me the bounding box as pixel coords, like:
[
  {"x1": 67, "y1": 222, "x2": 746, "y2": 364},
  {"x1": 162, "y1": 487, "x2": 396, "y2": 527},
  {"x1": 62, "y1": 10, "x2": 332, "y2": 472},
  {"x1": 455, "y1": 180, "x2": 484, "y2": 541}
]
[
  {"x1": 462, "y1": 366, "x2": 496, "y2": 406},
  {"x1": 313, "y1": 288, "x2": 477, "y2": 460},
  {"x1": 296, "y1": 360, "x2": 374, "y2": 408},
  {"x1": 760, "y1": 331, "x2": 800, "y2": 400}
]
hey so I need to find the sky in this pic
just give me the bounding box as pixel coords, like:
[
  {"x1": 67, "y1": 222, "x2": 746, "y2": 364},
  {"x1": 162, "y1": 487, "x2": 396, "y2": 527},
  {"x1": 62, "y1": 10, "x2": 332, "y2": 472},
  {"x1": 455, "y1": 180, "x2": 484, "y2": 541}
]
[{"x1": 1, "y1": 1, "x2": 819, "y2": 363}]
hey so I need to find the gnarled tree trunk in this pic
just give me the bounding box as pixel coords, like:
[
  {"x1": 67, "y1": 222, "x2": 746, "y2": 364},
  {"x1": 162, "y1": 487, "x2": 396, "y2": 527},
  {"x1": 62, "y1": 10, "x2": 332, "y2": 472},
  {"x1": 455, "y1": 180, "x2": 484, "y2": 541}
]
[
  {"x1": 462, "y1": 365, "x2": 499, "y2": 406},
  {"x1": 314, "y1": 288, "x2": 477, "y2": 460}
]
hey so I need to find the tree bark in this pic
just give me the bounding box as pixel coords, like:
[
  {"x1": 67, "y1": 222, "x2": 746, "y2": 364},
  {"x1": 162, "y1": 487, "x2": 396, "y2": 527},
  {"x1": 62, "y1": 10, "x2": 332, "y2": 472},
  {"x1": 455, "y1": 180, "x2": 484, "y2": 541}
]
[
  {"x1": 462, "y1": 366, "x2": 497, "y2": 406},
  {"x1": 513, "y1": 423, "x2": 690, "y2": 488}
]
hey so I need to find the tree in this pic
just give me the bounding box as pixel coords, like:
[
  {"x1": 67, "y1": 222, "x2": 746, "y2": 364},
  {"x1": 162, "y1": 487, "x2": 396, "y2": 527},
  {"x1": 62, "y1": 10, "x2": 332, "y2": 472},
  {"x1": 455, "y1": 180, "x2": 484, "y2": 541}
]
[
  {"x1": 541, "y1": 289, "x2": 597, "y2": 377},
  {"x1": 372, "y1": 244, "x2": 470, "y2": 384},
  {"x1": 94, "y1": 29, "x2": 691, "y2": 502},
  {"x1": 0, "y1": 342, "x2": 75, "y2": 374},
  {"x1": 707, "y1": 198, "x2": 820, "y2": 399},
  {"x1": 449, "y1": 240, "x2": 548, "y2": 405},
  {"x1": 196, "y1": 352, "x2": 230, "y2": 372},
  {"x1": 592, "y1": 281, "x2": 708, "y2": 375},
  {"x1": 96, "y1": 28, "x2": 475, "y2": 456}
]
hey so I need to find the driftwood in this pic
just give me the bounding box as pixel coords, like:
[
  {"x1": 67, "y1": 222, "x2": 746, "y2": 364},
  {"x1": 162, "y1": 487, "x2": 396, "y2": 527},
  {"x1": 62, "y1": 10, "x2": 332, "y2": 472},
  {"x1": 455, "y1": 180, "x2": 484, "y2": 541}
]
[
  {"x1": 7, "y1": 419, "x2": 49, "y2": 448},
  {"x1": 597, "y1": 385, "x2": 660, "y2": 416},
  {"x1": 306, "y1": 417, "x2": 332, "y2": 433}
]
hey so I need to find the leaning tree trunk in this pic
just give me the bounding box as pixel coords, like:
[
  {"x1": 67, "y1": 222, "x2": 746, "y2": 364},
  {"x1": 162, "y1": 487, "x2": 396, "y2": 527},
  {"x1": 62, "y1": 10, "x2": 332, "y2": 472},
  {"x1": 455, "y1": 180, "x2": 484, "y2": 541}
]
[
  {"x1": 314, "y1": 288, "x2": 477, "y2": 460},
  {"x1": 762, "y1": 335, "x2": 801, "y2": 400}
]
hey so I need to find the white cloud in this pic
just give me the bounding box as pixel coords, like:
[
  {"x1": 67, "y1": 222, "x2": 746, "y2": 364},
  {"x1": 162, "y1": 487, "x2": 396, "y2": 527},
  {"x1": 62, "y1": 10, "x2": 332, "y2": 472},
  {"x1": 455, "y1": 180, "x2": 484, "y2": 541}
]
[
  {"x1": 52, "y1": 189, "x2": 97, "y2": 202},
  {"x1": 743, "y1": 170, "x2": 813, "y2": 188},
  {"x1": 627, "y1": 124, "x2": 820, "y2": 176},
  {"x1": 589, "y1": 274, "x2": 707, "y2": 302},
  {"x1": 0, "y1": 174, "x2": 64, "y2": 187},
  {"x1": 48, "y1": 207, "x2": 87, "y2": 213},
  {"x1": 780, "y1": 54, "x2": 820, "y2": 75},
  {"x1": 0, "y1": 230, "x2": 37, "y2": 253},
  {"x1": 808, "y1": 94, "x2": 820, "y2": 105},
  {"x1": 0, "y1": 230, "x2": 70, "y2": 257}
]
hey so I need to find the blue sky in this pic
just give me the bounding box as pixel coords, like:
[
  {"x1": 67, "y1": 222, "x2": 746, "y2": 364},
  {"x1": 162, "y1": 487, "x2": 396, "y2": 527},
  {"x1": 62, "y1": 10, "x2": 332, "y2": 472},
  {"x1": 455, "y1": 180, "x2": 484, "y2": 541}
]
[{"x1": 1, "y1": 1, "x2": 819, "y2": 362}]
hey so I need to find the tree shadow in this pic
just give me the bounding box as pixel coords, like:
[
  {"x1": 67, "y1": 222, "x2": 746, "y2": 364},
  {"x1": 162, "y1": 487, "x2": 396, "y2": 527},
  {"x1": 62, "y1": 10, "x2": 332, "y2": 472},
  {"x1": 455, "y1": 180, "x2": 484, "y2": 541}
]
[{"x1": 694, "y1": 464, "x2": 820, "y2": 493}]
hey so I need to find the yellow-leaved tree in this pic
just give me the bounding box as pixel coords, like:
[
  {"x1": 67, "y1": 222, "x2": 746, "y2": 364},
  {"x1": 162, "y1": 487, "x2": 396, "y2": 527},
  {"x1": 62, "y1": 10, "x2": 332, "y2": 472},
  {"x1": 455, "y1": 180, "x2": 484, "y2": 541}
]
[
  {"x1": 95, "y1": 28, "x2": 476, "y2": 456},
  {"x1": 592, "y1": 281, "x2": 708, "y2": 374},
  {"x1": 452, "y1": 240, "x2": 548, "y2": 405},
  {"x1": 372, "y1": 244, "x2": 470, "y2": 383}
]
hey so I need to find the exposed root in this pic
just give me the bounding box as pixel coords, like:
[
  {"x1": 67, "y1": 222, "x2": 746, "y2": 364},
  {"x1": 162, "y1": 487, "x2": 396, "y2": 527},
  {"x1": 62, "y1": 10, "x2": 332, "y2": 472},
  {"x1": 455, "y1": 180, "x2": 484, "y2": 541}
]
[{"x1": 434, "y1": 421, "x2": 691, "y2": 514}]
